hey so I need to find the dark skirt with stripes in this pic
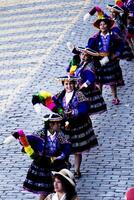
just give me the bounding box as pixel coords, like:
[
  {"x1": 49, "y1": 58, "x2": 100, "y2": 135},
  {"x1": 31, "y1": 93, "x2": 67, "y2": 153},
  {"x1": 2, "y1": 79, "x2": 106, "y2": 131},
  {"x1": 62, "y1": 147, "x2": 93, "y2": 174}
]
[
  {"x1": 121, "y1": 40, "x2": 134, "y2": 60},
  {"x1": 64, "y1": 116, "x2": 98, "y2": 153},
  {"x1": 96, "y1": 60, "x2": 124, "y2": 86},
  {"x1": 23, "y1": 158, "x2": 53, "y2": 195},
  {"x1": 81, "y1": 85, "x2": 107, "y2": 115},
  {"x1": 23, "y1": 157, "x2": 70, "y2": 195},
  {"x1": 115, "y1": 60, "x2": 125, "y2": 87}
]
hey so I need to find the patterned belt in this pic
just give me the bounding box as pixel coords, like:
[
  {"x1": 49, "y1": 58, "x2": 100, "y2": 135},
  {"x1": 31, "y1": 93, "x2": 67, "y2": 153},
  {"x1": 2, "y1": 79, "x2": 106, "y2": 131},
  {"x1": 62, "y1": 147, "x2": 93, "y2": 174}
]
[{"x1": 99, "y1": 52, "x2": 109, "y2": 57}]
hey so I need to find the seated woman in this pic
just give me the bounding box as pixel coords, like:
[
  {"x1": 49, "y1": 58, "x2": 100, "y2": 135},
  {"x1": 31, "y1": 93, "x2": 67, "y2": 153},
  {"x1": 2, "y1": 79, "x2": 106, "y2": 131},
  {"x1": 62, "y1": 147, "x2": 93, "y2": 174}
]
[
  {"x1": 45, "y1": 169, "x2": 80, "y2": 200},
  {"x1": 53, "y1": 76, "x2": 98, "y2": 178}
]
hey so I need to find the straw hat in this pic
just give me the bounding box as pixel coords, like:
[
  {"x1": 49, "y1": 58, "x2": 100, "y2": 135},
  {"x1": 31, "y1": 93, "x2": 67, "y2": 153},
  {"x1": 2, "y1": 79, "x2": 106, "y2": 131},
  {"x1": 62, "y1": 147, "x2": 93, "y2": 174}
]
[
  {"x1": 93, "y1": 17, "x2": 114, "y2": 29},
  {"x1": 90, "y1": 6, "x2": 114, "y2": 29},
  {"x1": 52, "y1": 169, "x2": 75, "y2": 187}
]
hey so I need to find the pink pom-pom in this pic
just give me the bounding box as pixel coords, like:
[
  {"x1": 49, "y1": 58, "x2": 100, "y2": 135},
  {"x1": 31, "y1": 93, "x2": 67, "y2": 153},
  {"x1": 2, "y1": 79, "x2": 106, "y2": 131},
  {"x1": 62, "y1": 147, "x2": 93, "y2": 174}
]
[
  {"x1": 47, "y1": 102, "x2": 56, "y2": 111},
  {"x1": 45, "y1": 98, "x2": 57, "y2": 111},
  {"x1": 95, "y1": 6, "x2": 102, "y2": 12},
  {"x1": 17, "y1": 129, "x2": 25, "y2": 136}
]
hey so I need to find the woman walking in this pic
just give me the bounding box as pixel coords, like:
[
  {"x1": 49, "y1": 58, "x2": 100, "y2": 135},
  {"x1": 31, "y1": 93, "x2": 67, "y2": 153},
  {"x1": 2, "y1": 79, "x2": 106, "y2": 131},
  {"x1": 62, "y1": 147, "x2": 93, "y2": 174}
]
[
  {"x1": 66, "y1": 48, "x2": 107, "y2": 115},
  {"x1": 86, "y1": 16, "x2": 124, "y2": 105},
  {"x1": 4, "y1": 114, "x2": 71, "y2": 200},
  {"x1": 53, "y1": 76, "x2": 98, "y2": 178}
]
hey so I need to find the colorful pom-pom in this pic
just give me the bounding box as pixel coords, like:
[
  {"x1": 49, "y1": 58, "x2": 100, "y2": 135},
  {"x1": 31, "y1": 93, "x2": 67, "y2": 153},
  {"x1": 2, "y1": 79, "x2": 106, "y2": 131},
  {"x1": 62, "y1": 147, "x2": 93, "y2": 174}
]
[
  {"x1": 17, "y1": 129, "x2": 25, "y2": 136},
  {"x1": 98, "y1": 10, "x2": 105, "y2": 19},
  {"x1": 39, "y1": 91, "x2": 52, "y2": 99},
  {"x1": 115, "y1": 0, "x2": 124, "y2": 7},
  {"x1": 19, "y1": 135, "x2": 29, "y2": 147},
  {"x1": 57, "y1": 108, "x2": 64, "y2": 115},
  {"x1": 24, "y1": 146, "x2": 34, "y2": 157},
  {"x1": 95, "y1": 6, "x2": 102, "y2": 12},
  {"x1": 69, "y1": 65, "x2": 77, "y2": 75},
  {"x1": 45, "y1": 97, "x2": 57, "y2": 111}
]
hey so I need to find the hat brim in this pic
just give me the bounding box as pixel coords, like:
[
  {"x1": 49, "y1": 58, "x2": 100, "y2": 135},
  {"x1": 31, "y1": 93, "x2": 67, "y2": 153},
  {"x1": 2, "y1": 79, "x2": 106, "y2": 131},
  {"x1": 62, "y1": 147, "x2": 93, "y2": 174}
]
[
  {"x1": 52, "y1": 171, "x2": 75, "y2": 187},
  {"x1": 128, "y1": 12, "x2": 134, "y2": 17},
  {"x1": 107, "y1": 4, "x2": 124, "y2": 13},
  {"x1": 93, "y1": 18, "x2": 114, "y2": 29},
  {"x1": 57, "y1": 76, "x2": 80, "y2": 82},
  {"x1": 43, "y1": 114, "x2": 63, "y2": 122},
  {"x1": 85, "y1": 48, "x2": 100, "y2": 57},
  {"x1": 107, "y1": 4, "x2": 114, "y2": 11},
  {"x1": 77, "y1": 47, "x2": 99, "y2": 57}
]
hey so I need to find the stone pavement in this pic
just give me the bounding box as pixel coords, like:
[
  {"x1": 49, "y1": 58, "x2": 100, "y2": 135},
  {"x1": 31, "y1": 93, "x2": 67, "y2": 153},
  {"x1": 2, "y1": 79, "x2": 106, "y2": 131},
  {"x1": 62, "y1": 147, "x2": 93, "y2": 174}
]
[{"x1": 0, "y1": 0, "x2": 134, "y2": 199}]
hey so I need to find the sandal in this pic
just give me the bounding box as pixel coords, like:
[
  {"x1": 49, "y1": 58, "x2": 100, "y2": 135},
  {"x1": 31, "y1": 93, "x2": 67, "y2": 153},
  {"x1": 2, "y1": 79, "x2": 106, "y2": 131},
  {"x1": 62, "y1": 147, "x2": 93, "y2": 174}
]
[
  {"x1": 117, "y1": 80, "x2": 125, "y2": 87},
  {"x1": 74, "y1": 171, "x2": 81, "y2": 179},
  {"x1": 112, "y1": 98, "x2": 120, "y2": 105}
]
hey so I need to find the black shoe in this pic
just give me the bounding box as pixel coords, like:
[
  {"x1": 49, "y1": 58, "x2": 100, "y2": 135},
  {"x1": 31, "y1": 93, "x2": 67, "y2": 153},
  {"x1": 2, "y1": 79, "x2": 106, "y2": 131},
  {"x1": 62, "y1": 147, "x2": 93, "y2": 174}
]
[
  {"x1": 74, "y1": 171, "x2": 81, "y2": 179},
  {"x1": 126, "y1": 56, "x2": 133, "y2": 61}
]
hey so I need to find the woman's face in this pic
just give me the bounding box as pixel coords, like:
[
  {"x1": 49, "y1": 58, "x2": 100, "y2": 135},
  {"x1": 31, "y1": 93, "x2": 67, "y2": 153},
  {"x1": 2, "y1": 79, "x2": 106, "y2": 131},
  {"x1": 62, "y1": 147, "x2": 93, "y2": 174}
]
[
  {"x1": 49, "y1": 121, "x2": 61, "y2": 132},
  {"x1": 80, "y1": 51, "x2": 89, "y2": 61},
  {"x1": 64, "y1": 80, "x2": 75, "y2": 93},
  {"x1": 54, "y1": 177, "x2": 64, "y2": 193},
  {"x1": 99, "y1": 21, "x2": 108, "y2": 33},
  {"x1": 111, "y1": 11, "x2": 118, "y2": 19}
]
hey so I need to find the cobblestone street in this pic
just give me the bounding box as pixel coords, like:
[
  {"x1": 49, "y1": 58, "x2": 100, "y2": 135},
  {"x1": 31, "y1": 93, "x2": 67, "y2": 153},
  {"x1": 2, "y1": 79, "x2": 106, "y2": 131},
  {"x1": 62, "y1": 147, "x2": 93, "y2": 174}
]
[{"x1": 0, "y1": 0, "x2": 134, "y2": 199}]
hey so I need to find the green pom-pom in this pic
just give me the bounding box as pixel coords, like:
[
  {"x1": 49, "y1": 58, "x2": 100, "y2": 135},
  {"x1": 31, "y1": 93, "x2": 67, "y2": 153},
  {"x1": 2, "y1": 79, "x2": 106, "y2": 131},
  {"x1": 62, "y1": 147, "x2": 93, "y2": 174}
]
[
  {"x1": 58, "y1": 108, "x2": 63, "y2": 114},
  {"x1": 71, "y1": 55, "x2": 81, "y2": 66}
]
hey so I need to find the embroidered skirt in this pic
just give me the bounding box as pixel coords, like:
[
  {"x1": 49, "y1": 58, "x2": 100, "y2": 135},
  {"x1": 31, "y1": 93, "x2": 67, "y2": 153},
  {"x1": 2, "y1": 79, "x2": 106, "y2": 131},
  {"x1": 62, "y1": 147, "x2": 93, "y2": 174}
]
[
  {"x1": 64, "y1": 116, "x2": 98, "y2": 153},
  {"x1": 96, "y1": 60, "x2": 124, "y2": 86},
  {"x1": 81, "y1": 85, "x2": 107, "y2": 115},
  {"x1": 121, "y1": 40, "x2": 134, "y2": 60},
  {"x1": 23, "y1": 159, "x2": 53, "y2": 195},
  {"x1": 23, "y1": 156, "x2": 70, "y2": 195}
]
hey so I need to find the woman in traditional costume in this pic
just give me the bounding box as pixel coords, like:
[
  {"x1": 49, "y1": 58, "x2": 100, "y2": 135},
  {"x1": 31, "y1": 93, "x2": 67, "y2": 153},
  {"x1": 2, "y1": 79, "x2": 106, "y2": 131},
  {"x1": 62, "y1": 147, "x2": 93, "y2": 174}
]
[
  {"x1": 3, "y1": 114, "x2": 71, "y2": 200},
  {"x1": 66, "y1": 47, "x2": 107, "y2": 115},
  {"x1": 86, "y1": 16, "x2": 124, "y2": 105},
  {"x1": 52, "y1": 76, "x2": 98, "y2": 178}
]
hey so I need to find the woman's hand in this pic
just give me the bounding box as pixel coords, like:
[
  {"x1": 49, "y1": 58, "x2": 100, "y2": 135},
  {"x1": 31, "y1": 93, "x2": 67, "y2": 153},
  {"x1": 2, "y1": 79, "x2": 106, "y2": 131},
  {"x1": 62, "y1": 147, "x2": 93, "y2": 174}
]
[
  {"x1": 64, "y1": 110, "x2": 72, "y2": 118},
  {"x1": 50, "y1": 157, "x2": 57, "y2": 163},
  {"x1": 99, "y1": 56, "x2": 109, "y2": 66},
  {"x1": 79, "y1": 82, "x2": 88, "y2": 89},
  {"x1": 111, "y1": 54, "x2": 119, "y2": 60}
]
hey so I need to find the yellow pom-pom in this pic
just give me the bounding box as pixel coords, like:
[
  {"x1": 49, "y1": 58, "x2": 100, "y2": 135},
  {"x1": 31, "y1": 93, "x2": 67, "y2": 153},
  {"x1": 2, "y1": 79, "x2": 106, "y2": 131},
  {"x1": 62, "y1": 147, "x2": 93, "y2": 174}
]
[
  {"x1": 24, "y1": 146, "x2": 34, "y2": 157},
  {"x1": 70, "y1": 65, "x2": 77, "y2": 74},
  {"x1": 98, "y1": 11, "x2": 104, "y2": 19},
  {"x1": 39, "y1": 91, "x2": 52, "y2": 99}
]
